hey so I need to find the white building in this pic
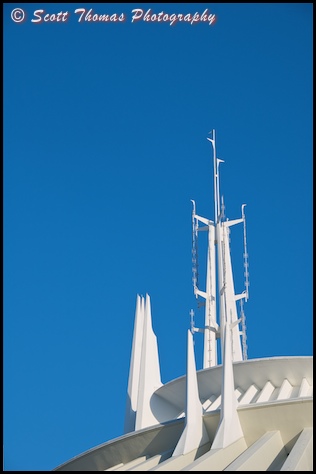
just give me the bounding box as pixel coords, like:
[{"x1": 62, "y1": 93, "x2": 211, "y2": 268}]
[{"x1": 54, "y1": 131, "x2": 313, "y2": 471}]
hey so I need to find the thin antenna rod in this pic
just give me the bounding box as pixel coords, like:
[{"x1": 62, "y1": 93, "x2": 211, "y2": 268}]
[
  {"x1": 242, "y1": 204, "x2": 249, "y2": 301},
  {"x1": 207, "y1": 130, "x2": 218, "y2": 223},
  {"x1": 212, "y1": 130, "x2": 218, "y2": 222},
  {"x1": 191, "y1": 200, "x2": 198, "y2": 294}
]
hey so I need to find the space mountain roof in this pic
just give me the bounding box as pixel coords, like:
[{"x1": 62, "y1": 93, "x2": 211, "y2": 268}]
[{"x1": 54, "y1": 131, "x2": 313, "y2": 471}]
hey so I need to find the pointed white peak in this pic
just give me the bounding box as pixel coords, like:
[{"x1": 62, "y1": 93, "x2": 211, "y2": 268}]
[
  {"x1": 173, "y1": 330, "x2": 209, "y2": 456},
  {"x1": 203, "y1": 223, "x2": 218, "y2": 368},
  {"x1": 135, "y1": 293, "x2": 162, "y2": 431},
  {"x1": 221, "y1": 222, "x2": 243, "y2": 362},
  {"x1": 129, "y1": 295, "x2": 144, "y2": 411},
  {"x1": 211, "y1": 318, "x2": 244, "y2": 449},
  {"x1": 124, "y1": 294, "x2": 144, "y2": 433}
]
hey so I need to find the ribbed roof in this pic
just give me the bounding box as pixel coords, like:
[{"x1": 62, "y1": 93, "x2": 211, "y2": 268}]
[{"x1": 54, "y1": 356, "x2": 313, "y2": 471}]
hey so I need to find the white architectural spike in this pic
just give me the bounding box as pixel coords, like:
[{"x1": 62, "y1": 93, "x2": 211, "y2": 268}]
[
  {"x1": 124, "y1": 294, "x2": 144, "y2": 433},
  {"x1": 173, "y1": 330, "x2": 209, "y2": 456},
  {"x1": 135, "y1": 294, "x2": 162, "y2": 430},
  {"x1": 222, "y1": 222, "x2": 243, "y2": 362},
  {"x1": 203, "y1": 223, "x2": 217, "y2": 368},
  {"x1": 211, "y1": 316, "x2": 244, "y2": 449},
  {"x1": 192, "y1": 208, "x2": 218, "y2": 368}
]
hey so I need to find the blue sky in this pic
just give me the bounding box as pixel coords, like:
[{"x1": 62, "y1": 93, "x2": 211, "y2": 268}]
[{"x1": 3, "y1": 3, "x2": 312, "y2": 471}]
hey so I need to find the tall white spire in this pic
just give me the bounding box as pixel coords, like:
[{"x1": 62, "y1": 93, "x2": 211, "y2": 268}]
[
  {"x1": 222, "y1": 219, "x2": 244, "y2": 361},
  {"x1": 124, "y1": 294, "x2": 162, "y2": 433},
  {"x1": 191, "y1": 130, "x2": 247, "y2": 366},
  {"x1": 211, "y1": 301, "x2": 244, "y2": 449},
  {"x1": 124, "y1": 294, "x2": 144, "y2": 433},
  {"x1": 204, "y1": 223, "x2": 217, "y2": 367},
  {"x1": 191, "y1": 203, "x2": 218, "y2": 368},
  {"x1": 207, "y1": 129, "x2": 245, "y2": 447},
  {"x1": 172, "y1": 330, "x2": 209, "y2": 456},
  {"x1": 135, "y1": 294, "x2": 162, "y2": 430}
]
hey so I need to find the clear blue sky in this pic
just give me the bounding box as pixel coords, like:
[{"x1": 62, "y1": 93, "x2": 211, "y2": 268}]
[{"x1": 4, "y1": 3, "x2": 312, "y2": 471}]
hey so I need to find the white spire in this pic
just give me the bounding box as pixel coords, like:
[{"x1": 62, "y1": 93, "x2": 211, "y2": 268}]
[
  {"x1": 124, "y1": 294, "x2": 144, "y2": 433},
  {"x1": 222, "y1": 220, "x2": 243, "y2": 361},
  {"x1": 135, "y1": 294, "x2": 162, "y2": 430},
  {"x1": 124, "y1": 294, "x2": 162, "y2": 433},
  {"x1": 203, "y1": 223, "x2": 217, "y2": 367},
  {"x1": 173, "y1": 330, "x2": 209, "y2": 456},
  {"x1": 209, "y1": 130, "x2": 245, "y2": 448},
  {"x1": 191, "y1": 205, "x2": 218, "y2": 368},
  {"x1": 211, "y1": 309, "x2": 244, "y2": 449}
]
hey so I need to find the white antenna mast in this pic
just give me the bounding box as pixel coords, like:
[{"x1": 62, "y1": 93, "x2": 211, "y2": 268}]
[
  {"x1": 207, "y1": 130, "x2": 225, "y2": 354},
  {"x1": 190, "y1": 129, "x2": 249, "y2": 367},
  {"x1": 190, "y1": 132, "x2": 218, "y2": 367},
  {"x1": 208, "y1": 130, "x2": 248, "y2": 363},
  {"x1": 209, "y1": 129, "x2": 224, "y2": 225}
]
